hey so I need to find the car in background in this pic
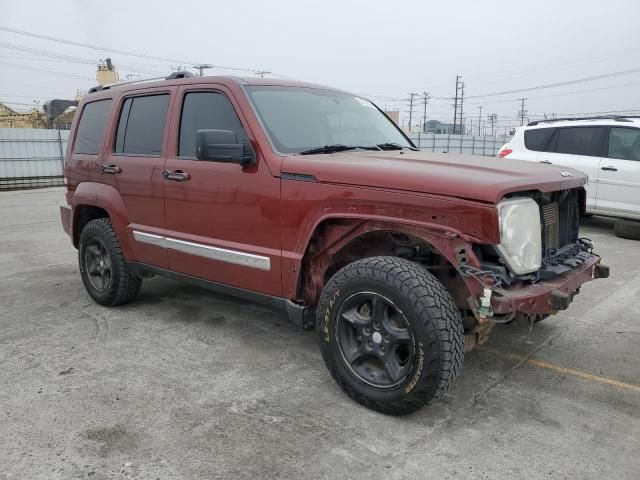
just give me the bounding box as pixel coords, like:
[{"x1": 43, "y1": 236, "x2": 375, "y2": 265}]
[{"x1": 498, "y1": 117, "x2": 640, "y2": 240}]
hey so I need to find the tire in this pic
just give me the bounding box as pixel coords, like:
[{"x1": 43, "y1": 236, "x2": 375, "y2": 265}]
[
  {"x1": 78, "y1": 218, "x2": 142, "y2": 306},
  {"x1": 317, "y1": 256, "x2": 464, "y2": 415},
  {"x1": 614, "y1": 219, "x2": 640, "y2": 240}
]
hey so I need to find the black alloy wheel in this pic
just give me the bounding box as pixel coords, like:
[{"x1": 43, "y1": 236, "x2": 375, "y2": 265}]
[
  {"x1": 336, "y1": 292, "x2": 414, "y2": 388},
  {"x1": 84, "y1": 238, "x2": 112, "y2": 292}
]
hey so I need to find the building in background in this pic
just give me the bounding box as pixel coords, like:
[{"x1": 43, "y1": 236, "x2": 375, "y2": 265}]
[
  {"x1": 0, "y1": 103, "x2": 47, "y2": 129},
  {"x1": 96, "y1": 58, "x2": 119, "y2": 85},
  {"x1": 423, "y1": 120, "x2": 454, "y2": 134},
  {"x1": 383, "y1": 110, "x2": 400, "y2": 125}
]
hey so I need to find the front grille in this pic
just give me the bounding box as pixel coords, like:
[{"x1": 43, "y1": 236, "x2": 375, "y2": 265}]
[{"x1": 542, "y1": 202, "x2": 560, "y2": 250}]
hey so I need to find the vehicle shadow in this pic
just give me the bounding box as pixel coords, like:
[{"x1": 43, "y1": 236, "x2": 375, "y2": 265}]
[{"x1": 580, "y1": 215, "x2": 616, "y2": 235}]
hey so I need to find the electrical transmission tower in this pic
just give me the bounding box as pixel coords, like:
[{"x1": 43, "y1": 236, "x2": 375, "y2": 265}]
[
  {"x1": 422, "y1": 92, "x2": 430, "y2": 132},
  {"x1": 518, "y1": 98, "x2": 528, "y2": 126},
  {"x1": 407, "y1": 93, "x2": 418, "y2": 132},
  {"x1": 487, "y1": 113, "x2": 498, "y2": 136}
]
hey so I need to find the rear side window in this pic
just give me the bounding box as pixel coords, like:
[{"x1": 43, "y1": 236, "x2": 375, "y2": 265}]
[
  {"x1": 608, "y1": 127, "x2": 640, "y2": 161},
  {"x1": 524, "y1": 128, "x2": 555, "y2": 151},
  {"x1": 114, "y1": 94, "x2": 169, "y2": 156},
  {"x1": 73, "y1": 100, "x2": 112, "y2": 155},
  {"x1": 553, "y1": 127, "x2": 605, "y2": 157},
  {"x1": 178, "y1": 91, "x2": 245, "y2": 157}
]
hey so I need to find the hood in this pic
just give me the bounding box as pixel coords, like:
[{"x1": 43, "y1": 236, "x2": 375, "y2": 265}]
[{"x1": 281, "y1": 151, "x2": 587, "y2": 203}]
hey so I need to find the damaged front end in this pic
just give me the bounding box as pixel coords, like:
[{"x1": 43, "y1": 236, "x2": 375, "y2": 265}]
[{"x1": 461, "y1": 187, "x2": 609, "y2": 351}]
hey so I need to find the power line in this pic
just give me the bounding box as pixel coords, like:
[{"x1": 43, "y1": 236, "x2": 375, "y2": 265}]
[
  {"x1": 0, "y1": 61, "x2": 94, "y2": 80},
  {"x1": 467, "y1": 68, "x2": 640, "y2": 99},
  {"x1": 0, "y1": 24, "x2": 262, "y2": 74}
]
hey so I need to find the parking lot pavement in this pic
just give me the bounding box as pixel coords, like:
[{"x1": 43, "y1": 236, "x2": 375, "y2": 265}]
[{"x1": 0, "y1": 187, "x2": 638, "y2": 480}]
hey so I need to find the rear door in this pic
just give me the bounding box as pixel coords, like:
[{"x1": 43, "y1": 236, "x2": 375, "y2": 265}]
[
  {"x1": 104, "y1": 88, "x2": 173, "y2": 268},
  {"x1": 538, "y1": 126, "x2": 606, "y2": 211},
  {"x1": 596, "y1": 126, "x2": 640, "y2": 218}
]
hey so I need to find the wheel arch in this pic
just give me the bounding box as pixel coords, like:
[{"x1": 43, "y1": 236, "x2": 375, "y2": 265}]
[
  {"x1": 289, "y1": 216, "x2": 483, "y2": 309},
  {"x1": 71, "y1": 182, "x2": 134, "y2": 256}
]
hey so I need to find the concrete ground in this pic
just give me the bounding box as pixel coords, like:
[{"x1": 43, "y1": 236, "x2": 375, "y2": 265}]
[{"x1": 1, "y1": 187, "x2": 638, "y2": 480}]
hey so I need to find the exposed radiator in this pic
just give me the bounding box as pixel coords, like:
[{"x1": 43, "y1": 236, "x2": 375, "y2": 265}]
[{"x1": 542, "y1": 202, "x2": 560, "y2": 250}]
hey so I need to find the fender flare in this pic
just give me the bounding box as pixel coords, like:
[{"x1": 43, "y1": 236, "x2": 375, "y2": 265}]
[{"x1": 71, "y1": 182, "x2": 134, "y2": 257}]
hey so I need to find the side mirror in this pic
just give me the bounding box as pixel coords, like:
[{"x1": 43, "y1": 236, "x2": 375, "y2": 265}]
[{"x1": 195, "y1": 129, "x2": 256, "y2": 166}]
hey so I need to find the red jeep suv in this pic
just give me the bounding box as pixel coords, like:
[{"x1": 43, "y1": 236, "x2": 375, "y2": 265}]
[{"x1": 60, "y1": 72, "x2": 609, "y2": 415}]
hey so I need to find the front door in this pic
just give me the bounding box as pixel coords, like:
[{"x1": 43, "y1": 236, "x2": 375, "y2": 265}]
[
  {"x1": 162, "y1": 85, "x2": 282, "y2": 297},
  {"x1": 596, "y1": 126, "x2": 640, "y2": 218}
]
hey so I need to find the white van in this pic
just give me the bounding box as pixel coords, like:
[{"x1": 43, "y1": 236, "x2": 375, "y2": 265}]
[{"x1": 498, "y1": 117, "x2": 640, "y2": 240}]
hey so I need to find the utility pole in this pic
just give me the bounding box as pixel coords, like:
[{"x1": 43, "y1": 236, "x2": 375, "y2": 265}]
[
  {"x1": 422, "y1": 91, "x2": 430, "y2": 133},
  {"x1": 487, "y1": 113, "x2": 498, "y2": 136},
  {"x1": 477, "y1": 106, "x2": 482, "y2": 136},
  {"x1": 518, "y1": 98, "x2": 528, "y2": 126},
  {"x1": 408, "y1": 92, "x2": 417, "y2": 133},
  {"x1": 193, "y1": 64, "x2": 213, "y2": 77},
  {"x1": 255, "y1": 70, "x2": 271, "y2": 79},
  {"x1": 452, "y1": 76, "x2": 460, "y2": 134},
  {"x1": 459, "y1": 82, "x2": 465, "y2": 135}
]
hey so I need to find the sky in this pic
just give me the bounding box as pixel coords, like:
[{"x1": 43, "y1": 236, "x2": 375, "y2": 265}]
[{"x1": 1, "y1": 0, "x2": 640, "y2": 133}]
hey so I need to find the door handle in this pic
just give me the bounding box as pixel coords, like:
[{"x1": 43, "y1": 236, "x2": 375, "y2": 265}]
[
  {"x1": 601, "y1": 166, "x2": 618, "y2": 172},
  {"x1": 162, "y1": 170, "x2": 190, "y2": 182},
  {"x1": 539, "y1": 160, "x2": 552, "y2": 164},
  {"x1": 101, "y1": 164, "x2": 121, "y2": 174}
]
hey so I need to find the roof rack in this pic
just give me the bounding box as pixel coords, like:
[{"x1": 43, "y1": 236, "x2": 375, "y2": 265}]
[
  {"x1": 528, "y1": 115, "x2": 640, "y2": 126},
  {"x1": 87, "y1": 71, "x2": 196, "y2": 94}
]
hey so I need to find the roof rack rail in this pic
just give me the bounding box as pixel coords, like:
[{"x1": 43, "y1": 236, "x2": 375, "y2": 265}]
[
  {"x1": 87, "y1": 71, "x2": 196, "y2": 94},
  {"x1": 528, "y1": 115, "x2": 640, "y2": 126}
]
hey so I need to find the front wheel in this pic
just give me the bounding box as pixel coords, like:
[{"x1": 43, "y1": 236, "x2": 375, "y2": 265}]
[{"x1": 317, "y1": 256, "x2": 464, "y2": 415}]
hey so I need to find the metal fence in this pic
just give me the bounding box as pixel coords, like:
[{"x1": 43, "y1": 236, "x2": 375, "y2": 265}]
[
  {"x1": 0, "y1": 128, "x2": 68, "y2": 190},
  {"x1": 407, "y1": 133, "x2": 510, "y2": 157}
]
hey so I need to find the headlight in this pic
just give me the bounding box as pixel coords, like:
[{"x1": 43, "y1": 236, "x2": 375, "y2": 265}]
[{"x1": 496, "y1": 197, "x2": 542, "y2": 275}]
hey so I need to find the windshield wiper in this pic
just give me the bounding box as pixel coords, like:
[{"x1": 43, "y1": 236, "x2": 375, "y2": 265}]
[
  {"x1": 298, "y1": 144, "x2": 380, "y2": 155},
  {"x1": 376, "y1": 142, "x2": 419, "y2": 151}
]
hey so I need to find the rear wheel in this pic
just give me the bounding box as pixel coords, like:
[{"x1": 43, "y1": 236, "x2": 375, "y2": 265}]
[
  {"x1": 317, "y1": 256, "x2": 464, "y2": 415},
  {"x1": 79, "y1": 218, "x2": 142, "y2": 306},
  {"x1": 614, "y1": 219, "x2": 640, "y2": 240}
]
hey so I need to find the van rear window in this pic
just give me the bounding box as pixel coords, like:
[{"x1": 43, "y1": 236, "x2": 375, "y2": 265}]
[
  {"x1": 524, "y1": 128, "x2": 555, "y2": 152},
  {"x1": 73, "y1": 100, "x2": 112, "y2": 155}
]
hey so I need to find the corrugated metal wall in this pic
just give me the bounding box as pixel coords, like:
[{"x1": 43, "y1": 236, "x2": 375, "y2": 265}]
[{"x1": 0, "y1": 128, "x2": 69, "y2": 190}]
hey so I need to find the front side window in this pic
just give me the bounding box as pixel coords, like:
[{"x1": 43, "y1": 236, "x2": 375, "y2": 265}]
[
  {"x1": 178, "y1": 91, "x2": 246, "y2": 158},
  {"x1": 553, "y1": 127, "x2": 605, "y2": 157},
  {"x1": 114, "y1": 94, "x2": 169, "y2": 156},
  {"x1": 608, "y1": 127, "x2": 640, "y2": 161},
  {"x1": 73, "y1": 99, "x2": 112, "y2": 155},
  {"x1": 245, "y1": 86, "x2": 412, "y2": 154}
]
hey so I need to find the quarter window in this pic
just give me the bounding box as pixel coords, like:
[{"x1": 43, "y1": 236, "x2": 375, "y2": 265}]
[
  {"x1": 524, "y1": 127, "x2": 555, "y2": 151},
  {"x1": 73, "y1": 100, "x2": 112, "y2": 155},
  {"x1": 114, "y1": 94, "x2": 169, "y2": 156},
  {"x1": 178, "y1": 92, "x2": 246, "y2": 158},
  {"x1": 553, "y1": 127, "x2": 605, "y2": 157},
  {"x1": 608, "y1": 127, "x2": 640, "y2": 161}
]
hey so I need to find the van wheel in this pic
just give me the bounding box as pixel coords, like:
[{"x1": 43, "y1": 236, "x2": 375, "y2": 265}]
[
  {"x1": 614, "y1": 219, "x2": 640, "y2": 241},
  {"x1": 79, "y1": 218, "x2": 142, "y2": 306},
  {"x1": 317, "y1": 256, "x2": 464, "y2": 415}
]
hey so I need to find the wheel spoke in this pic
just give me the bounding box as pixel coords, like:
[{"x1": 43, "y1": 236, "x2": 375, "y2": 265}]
[
  {"x1": 341, "y1": 308, "x2": 370, "y2": 328},
  {"x1": 384, "y1": 355, "x2": 408, "y2": 383},
  {"x1": 100, "y1": 270, "x2": 110, "y2": 290},
  {"x1": 348, "y1": 345, "x2": 368, "y2": 367},
  {"x1": 86, "y1": 245, "x2": 101, "y2": 258},
  {"x1": 386, "y1": 326, "x2": 412, "y2": 344}
]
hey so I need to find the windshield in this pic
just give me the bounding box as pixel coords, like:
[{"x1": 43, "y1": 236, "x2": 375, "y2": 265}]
[{"x1": 245, "y1": 86, "x2": 413, "y2": 154}]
